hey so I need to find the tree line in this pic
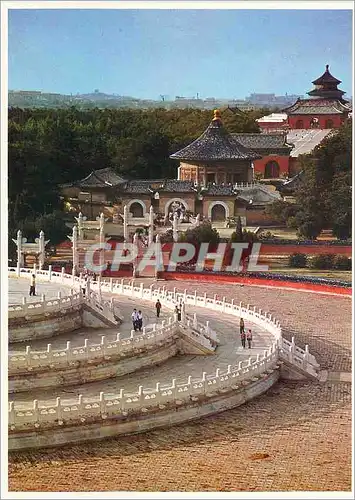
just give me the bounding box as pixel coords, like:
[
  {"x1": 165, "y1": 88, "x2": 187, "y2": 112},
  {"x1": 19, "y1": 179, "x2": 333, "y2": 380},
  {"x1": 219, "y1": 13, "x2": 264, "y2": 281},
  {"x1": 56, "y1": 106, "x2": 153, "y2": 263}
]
[
  {"x1": 8, "y1": 106, "x2": 264, "y2": 230},
  {"x1": 266, "y1": 120, "x2": 352, "y2": 240}
]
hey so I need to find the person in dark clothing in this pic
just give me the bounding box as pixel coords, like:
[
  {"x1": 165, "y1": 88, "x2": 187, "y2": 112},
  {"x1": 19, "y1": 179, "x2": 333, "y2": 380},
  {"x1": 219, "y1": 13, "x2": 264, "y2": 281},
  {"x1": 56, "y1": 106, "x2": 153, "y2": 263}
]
[
  {"x1": 132, "y1": 309, "x2": 138, "y2": 331},
  {"x1": 247, "y1": 329, "x2": 253, "y2": 349},
  {"x1": 137, "y1": 310, "x2": 143, "y2": 331},
  {"x1": 241, "y1": 330, "x2": 246, "y2": 349},
  {"x1": 240, "y1": 317, "x2": 245, "y2": 335},
  {"x1": 82, "y1": 275, "x2": 87, "y2": 296},
  {"x1": 155, "y1": 299, "x2": 162, "y2": 318},
  {"x1": 174, "y1": 305, "x2": 181, "y2": 321}
]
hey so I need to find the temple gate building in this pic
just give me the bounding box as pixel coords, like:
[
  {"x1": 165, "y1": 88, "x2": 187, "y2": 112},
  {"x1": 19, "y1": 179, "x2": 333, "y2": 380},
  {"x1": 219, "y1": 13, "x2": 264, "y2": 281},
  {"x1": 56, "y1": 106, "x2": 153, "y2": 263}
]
[
  {"x1": 258, "y1": 65, "x2": 351, "y2": 132},
  {"x1": 284, "y1": 65, "x2": 351, "y2": 129},
  {"x1": 170, "y1": 110, "x2": 261, "y2": 185}
]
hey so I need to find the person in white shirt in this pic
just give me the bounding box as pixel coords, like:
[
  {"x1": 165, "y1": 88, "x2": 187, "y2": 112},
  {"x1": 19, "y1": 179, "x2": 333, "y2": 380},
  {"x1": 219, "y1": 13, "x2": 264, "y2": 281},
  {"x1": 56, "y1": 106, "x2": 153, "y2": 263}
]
[
  {"x1": 131, "y1": 309, "x2": 138, "y2": 331},
  {"x1": 29, "y1": 274, "x2": 36, "y2": 296}
]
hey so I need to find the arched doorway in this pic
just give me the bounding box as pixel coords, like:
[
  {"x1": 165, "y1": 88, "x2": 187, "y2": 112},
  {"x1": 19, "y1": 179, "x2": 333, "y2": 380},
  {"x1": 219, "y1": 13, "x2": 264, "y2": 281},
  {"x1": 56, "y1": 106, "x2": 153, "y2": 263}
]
[
  {"x1": 325, "y1": 119, "x2": 334, "y2": 128},
  {"x1": 211, "y1": 204, "x2": 227, "y2": 222},
  {"x1": 295, "y1": 119, "x2": 304, "y2": 129},
  {"x1": 129, "y1": 202, "x2": 144, "y2": 218},
  {"x1": 264, "y1": 161, "x2": 280, "y2": 179}
]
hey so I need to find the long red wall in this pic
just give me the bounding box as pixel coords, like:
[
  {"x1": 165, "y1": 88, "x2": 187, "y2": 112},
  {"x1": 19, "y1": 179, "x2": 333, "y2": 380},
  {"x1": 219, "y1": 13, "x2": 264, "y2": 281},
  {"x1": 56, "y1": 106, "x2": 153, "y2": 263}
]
[
  {"x1": 253, "y1": 155, "x2": 289, "y2": 177},
  {"x1": 259, "y1": 244, "x2": 351, "y2": 256},
  {"x1": 162, "y1": 271, "x2": 352, "y2": 296},
  {"x1": 288, "y1": 114, "x2": 344, "y2": 129}
]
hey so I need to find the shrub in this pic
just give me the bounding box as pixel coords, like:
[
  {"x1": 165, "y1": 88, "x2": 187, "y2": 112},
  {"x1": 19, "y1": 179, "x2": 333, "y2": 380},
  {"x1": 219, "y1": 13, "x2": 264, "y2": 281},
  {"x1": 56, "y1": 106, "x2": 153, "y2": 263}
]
[
  {"x1": 242, "y1": 229, "x2": 258, "y2": 242},
  {"x1": 289, "y1": 253, "x2": 308, "y2": 268},
  {"x1": 333, "y1": 255, "x2": 352, "y2": 271},
  {"x1": 309, "y1": 253, "x2": 335, "y2": 270},
  {"x1": 258, "y1": 230, "x2": 275, "y2": 240}
]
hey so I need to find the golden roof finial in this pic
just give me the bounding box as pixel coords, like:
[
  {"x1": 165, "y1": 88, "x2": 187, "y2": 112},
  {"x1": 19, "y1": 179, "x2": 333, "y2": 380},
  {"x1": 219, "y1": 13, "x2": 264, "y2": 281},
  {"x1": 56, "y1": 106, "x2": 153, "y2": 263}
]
[{"x1": 213, "y1": 109, "x2": 221, "y2": 121}]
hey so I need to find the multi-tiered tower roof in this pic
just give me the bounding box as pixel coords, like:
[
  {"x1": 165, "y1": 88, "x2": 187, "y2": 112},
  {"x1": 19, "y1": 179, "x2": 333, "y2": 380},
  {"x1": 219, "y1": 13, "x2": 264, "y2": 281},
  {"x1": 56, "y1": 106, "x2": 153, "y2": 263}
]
[{"x1": 284, "y1": 65, "x2": 351, "y2": 120}]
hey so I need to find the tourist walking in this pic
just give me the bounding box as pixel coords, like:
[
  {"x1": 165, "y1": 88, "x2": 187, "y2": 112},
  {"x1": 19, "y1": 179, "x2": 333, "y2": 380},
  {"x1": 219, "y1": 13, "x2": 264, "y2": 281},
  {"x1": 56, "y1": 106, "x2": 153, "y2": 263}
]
[
  {"x1": 240, "y1": 330, "x2": 246, "y2": 349},
  {"x1": 29, "y1": 274, "x2": 36, "y2": 296},
  {"x1": 132, "y1": 309, "x2": 138, "y2": 331},
  {"x1": 82, "y1": 275, "x2": 87, "y2": 296},
  {"x1": 137, "y1": 310, "x2": 143, "y2": 331},
  {"x1": 174, "y1": 305, "x2": 181, "y2": 321},
  {"x1": 239, "y1": 317, "x2": 245, "y2": 335},
  {"x1": 155, "y1": 299, "x2": 162, "y2": 318},
  {"x1": 247, "y1": 329, "x2": 253, "y2": 349}
]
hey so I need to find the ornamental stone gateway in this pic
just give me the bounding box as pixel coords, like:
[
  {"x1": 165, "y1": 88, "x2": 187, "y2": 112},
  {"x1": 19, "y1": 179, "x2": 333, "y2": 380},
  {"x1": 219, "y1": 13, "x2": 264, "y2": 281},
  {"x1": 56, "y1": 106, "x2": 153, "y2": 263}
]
[{"x1": 12, "y1": 230, "x2": 50, "y2": 272}]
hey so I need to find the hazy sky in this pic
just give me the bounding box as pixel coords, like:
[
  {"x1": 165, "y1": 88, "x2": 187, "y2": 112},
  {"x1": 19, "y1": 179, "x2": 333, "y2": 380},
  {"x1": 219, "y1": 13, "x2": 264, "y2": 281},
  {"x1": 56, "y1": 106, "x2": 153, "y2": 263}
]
[{"x1": 8, "y1": 8, "x2": 353, "y2": 99}]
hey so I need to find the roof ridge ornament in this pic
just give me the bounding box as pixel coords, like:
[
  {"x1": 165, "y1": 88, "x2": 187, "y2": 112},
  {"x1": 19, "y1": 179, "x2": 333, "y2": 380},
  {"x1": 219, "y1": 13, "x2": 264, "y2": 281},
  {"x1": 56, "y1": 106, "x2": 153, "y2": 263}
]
[
  {"x1": 212, "y1": 109, "x2": 222, "y2": 122},
  {"x1": 326, "y1": 64, "x2": 329, "y2": 71}
]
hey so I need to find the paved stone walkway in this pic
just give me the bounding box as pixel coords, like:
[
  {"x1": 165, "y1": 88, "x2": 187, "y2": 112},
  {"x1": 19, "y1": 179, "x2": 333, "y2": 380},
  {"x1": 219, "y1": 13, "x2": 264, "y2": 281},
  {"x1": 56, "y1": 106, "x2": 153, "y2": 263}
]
[
  {"x1": 9, "y1": 277, "x2": 74, "y2": 305},
  {"x1": 8, "y1": 277, "x2": 352, "y2": 492},
  {"x1": 9, "y1": 289, "x2": 274, "y2": 408}
]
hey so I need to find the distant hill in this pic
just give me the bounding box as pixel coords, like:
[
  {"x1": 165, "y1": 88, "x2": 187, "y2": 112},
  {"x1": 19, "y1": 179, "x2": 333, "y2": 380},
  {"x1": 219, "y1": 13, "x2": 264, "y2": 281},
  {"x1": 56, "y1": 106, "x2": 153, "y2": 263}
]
[{"x1": 8, "y1": 89, "x2": 289, "y2": 111}]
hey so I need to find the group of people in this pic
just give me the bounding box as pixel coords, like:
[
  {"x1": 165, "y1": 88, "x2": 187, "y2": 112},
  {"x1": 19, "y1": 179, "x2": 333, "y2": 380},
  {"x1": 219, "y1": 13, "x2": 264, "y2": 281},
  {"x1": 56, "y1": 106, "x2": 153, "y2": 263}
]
[
  {"x1": 239, "y1": 318, "x2": 253, "y2": 349},
  {"x1": 131, "y1": 299, "x2": 163, "y2": 332}
]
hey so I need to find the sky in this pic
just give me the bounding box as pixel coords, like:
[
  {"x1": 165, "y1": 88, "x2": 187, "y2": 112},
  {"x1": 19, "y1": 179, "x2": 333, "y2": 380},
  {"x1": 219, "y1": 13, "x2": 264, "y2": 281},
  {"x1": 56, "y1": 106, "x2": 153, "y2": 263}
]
[{"x1": 8, "y1": 7, "x2": 353, "y2": 99}]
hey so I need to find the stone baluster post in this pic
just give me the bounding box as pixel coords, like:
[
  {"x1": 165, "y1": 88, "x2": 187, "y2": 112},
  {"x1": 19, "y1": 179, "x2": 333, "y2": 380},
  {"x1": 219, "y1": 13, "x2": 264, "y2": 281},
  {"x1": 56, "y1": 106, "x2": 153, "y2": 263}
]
[
  {"x1": 99, "y1": 213, "x2": 105, "y2": 275},
  {"x1": 155, "y1": 233, "x2": 162, "y2": 280},
  {"x1": 38, "y1": 230, "x2": 45, "y2": 270},
  {"x1": 195, "y1": 213, "x2": 201, "y2": 227},
  {"x1": 123, "y1": 205, "x2": 128, "y2": 242},
  {"x1": 172, "y1": 213, "x2": 178, "y2": 242},
  {"x1": 77, "y1": 212, "x2": 84, "y2": 240},
  {"x1": 15, "y1": 230, "x2": 23, "y2": 274},
  {"x1": 72, "y1": 225, "x2": 79, "y2": 276},
  {"x1": 132, "y1": 232, "x2": 139, "y2": 278},
  {"x1": 148, "y1": 205, "x2": 154, "y2": 246}
]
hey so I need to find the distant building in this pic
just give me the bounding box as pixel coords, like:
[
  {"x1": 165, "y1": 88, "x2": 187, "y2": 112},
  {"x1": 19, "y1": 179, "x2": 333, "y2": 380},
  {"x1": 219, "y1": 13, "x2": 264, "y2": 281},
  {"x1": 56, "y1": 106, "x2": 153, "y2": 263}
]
[
  {"x1": 284, "y1": 65, "x2": 351, "y2": 129},
  {"x1": 256, "y1": 113, "x2": 288, "y2": 132},
  {"x1": 170, "y1": 109, "x2": 261, "y2": 185}
]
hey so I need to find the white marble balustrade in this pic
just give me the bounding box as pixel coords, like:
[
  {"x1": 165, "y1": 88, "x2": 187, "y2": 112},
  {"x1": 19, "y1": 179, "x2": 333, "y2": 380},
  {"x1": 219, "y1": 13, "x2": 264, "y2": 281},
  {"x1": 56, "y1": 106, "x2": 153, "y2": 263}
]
[
  {"x1": 9, "y1": 316, "x2": 179, "y2": 374},
  {"x1": 9, "y1": 344, "x2": 279, "y2": 430},
  {"x1": 8, "y1": 267, "x2": 320, "y2": 431}
]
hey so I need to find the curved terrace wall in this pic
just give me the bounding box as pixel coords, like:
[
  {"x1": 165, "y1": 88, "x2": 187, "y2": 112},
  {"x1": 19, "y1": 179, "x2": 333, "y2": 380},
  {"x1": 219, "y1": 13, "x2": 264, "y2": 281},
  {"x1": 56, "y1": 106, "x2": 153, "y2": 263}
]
[
  {"x1": 8, "y1": 268, "x2": 320, "y2": 450},
  {"x1": 9, "y1": 314, "x2": 217, "y2": 392}
]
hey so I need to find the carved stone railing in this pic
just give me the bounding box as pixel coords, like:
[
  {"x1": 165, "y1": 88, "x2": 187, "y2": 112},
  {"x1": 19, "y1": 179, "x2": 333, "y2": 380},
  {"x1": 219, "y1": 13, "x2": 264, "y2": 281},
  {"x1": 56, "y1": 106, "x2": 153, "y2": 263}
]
[
  {"x1": 9, "y1": 343, "x2": 279, "y2": 431},
  {"x1": 8, "y1": 290, "x2": 82, "y2": 320},
  {"x1": 9, "y1": 317, "x2": 179, "y2": 374},
  {"x1": 8, "y1": 269, "x2": 117, "y2": 325},
  {"x1": 8, "y1": 267, "x2": 320, "y2": 432},
  {"x1": 279, "y1": 337, "x2": 320, "y2": 377},
  {"x1": 8, "y1": 267, "x2": 319, "y2": 378}
]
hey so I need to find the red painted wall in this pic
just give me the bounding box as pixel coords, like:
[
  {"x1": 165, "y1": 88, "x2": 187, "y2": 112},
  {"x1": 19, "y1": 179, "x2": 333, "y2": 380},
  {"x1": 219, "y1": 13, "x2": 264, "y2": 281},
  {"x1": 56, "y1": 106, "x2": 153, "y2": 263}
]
[
  {"x1": 162, "y1": 272, "x2": 352, "y2": 296},
  {"x1": 253, "y1": 155, "x2": 290, "y2": 177},
  {"x1": 258, "y1": 122, "x2": 287, "y2": 131},
  {"x1": 259, "y1": 244, "x2": 351, "y2": 256},
  {"x1": 288, "y1": 114, "x2": 344, "y2": 130}
]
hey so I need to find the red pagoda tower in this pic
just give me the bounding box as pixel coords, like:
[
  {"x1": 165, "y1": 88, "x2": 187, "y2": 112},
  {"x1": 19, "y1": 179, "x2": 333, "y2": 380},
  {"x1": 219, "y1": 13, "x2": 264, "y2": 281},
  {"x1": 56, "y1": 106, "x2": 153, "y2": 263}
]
[{"x1": 284, "y1": 65, "x2": 351, "y2": 130}]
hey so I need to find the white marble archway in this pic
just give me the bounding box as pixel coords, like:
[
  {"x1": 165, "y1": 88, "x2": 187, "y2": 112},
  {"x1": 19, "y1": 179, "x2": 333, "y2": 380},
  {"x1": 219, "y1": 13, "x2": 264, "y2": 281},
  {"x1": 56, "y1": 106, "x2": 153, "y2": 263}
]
[
  {"x1": 126, "y1": 199, "x2": 147, "y2": 217},
  {"x1": 164, "y1": 198, "x2": 189, "y2": 216}
]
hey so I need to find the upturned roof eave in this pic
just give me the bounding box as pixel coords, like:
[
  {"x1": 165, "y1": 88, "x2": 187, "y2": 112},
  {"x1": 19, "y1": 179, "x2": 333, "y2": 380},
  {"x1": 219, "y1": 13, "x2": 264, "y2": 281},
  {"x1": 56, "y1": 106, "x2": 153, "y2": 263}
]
[{"x1": 169, "y1": 153, "x2": 261, "y2": 161}]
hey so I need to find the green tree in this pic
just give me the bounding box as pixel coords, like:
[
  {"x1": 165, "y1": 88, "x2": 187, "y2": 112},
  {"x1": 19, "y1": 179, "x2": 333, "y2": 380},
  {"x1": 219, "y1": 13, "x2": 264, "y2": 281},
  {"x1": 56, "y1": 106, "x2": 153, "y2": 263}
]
[
  {"x1": 291, "y1": 122, "x2": 352, "y2": 239},
  {"x1": 178, "y1": 221, "x2": 220, "y2": 247},
  {"x1": 235, "y1": 216, "x2": 243, "y2": 242}
]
